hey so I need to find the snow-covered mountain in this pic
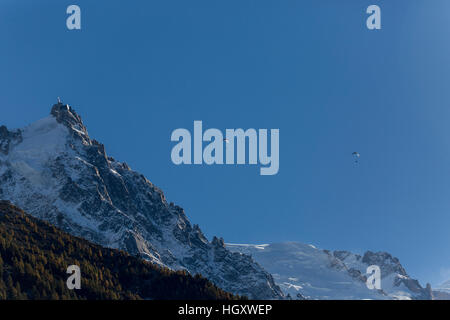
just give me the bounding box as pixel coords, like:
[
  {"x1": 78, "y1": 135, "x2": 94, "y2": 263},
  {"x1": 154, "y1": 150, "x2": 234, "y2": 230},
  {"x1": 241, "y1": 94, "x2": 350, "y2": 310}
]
[
  {"x1": 0, "y1": 102, "x2": 283, "y2": 299},
  {"x1": 227, "y1": 242, "x2": 433, "y2": 300},
  {"x1": 432, "y1": 280, "x2": 450, "y2": 299},
  {"x1": 435, "y1": 280, "x2": 450, "y2": 293}
]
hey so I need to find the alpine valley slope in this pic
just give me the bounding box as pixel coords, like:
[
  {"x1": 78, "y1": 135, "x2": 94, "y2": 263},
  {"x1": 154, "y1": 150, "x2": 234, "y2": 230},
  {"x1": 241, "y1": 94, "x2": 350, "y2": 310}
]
[
  {"x1": 227, "y1": 242, "x2": 433, "y2": 300},
  {"x1": 0, "y1": 102, "x2": 283, "y2": 299},
  {"x1": 0, "y1": 200, "x2": 240, "y2": 300}
]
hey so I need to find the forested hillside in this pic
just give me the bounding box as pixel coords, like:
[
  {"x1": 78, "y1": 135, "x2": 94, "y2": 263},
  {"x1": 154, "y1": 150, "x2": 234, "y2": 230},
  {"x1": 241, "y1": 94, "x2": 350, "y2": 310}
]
[{"x1": 0, "y1": 201, "x2": 241, "y2": 300}]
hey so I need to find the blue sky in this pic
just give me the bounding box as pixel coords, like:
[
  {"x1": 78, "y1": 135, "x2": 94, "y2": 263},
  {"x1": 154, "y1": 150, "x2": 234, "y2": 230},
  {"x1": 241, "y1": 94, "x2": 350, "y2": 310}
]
[{"x1": 1, "y1": 0, "x2": 450, "y2": 286}]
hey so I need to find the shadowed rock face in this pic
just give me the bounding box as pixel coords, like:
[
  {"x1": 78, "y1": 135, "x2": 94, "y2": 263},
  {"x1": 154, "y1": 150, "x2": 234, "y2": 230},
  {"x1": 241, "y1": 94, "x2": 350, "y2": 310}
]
[
  {"x1": 0, "y1": 125, "x2": 22, "y2": 155},
  {"x1": 361, "y1": 251, "x2": 407, "y2": 276},
  {"x1": 0, "y1": 102, "x2": 283, "y2": 299}
]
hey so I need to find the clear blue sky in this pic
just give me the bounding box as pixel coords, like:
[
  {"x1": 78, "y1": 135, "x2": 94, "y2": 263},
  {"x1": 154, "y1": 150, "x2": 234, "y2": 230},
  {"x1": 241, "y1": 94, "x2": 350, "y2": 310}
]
[{"x1": 1, "y1": 0, "x2": 450, "y2": 286}]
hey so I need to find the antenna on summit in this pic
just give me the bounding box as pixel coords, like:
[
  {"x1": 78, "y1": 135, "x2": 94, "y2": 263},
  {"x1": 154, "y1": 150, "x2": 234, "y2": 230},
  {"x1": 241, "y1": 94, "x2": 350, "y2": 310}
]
[{"x1": 57, "y1": 97, "x2": 62, "y2": 104}]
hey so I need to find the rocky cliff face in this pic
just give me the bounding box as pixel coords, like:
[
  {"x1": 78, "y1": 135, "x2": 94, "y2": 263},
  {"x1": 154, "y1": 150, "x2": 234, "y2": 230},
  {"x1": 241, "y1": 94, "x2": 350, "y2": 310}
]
[
  {"x1": 0, "y1": 125, "x2": 22, "y2": 155},
  {"x1": 0, "y1": 102, "x2": 283, "y2": 299},
  {"x1": 330, "y1": 250, "x2": 432, "y2": 300}
]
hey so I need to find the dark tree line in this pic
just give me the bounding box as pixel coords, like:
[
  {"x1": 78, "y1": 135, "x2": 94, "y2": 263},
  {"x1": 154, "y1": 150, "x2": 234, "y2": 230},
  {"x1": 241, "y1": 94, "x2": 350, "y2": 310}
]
[{"x1": 0, "y1": 201, "x2": 243, "y2": 300}]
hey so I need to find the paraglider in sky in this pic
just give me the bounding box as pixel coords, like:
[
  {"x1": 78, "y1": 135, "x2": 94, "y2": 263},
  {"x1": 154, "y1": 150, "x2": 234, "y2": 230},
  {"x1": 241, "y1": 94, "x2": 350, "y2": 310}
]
[{"x1": 352, "y1": 152, "x2": 360, "y2": 164}]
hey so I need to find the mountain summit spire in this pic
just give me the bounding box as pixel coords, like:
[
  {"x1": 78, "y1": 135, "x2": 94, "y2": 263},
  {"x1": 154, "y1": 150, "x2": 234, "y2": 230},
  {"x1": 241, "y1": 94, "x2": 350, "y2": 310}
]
[{"x1": 50, "y1": 101, "x2": 89, "y2": 140}]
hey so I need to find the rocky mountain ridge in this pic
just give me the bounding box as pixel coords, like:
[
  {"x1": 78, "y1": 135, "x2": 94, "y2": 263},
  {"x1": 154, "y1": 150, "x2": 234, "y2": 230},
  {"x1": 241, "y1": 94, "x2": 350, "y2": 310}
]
[{"x1": 0, "y1": 102, "x2": 282, "y2": 299}]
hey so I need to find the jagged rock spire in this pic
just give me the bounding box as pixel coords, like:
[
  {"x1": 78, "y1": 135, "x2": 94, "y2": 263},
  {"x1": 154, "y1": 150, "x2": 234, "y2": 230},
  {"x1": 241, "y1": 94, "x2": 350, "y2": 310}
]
[{"x1": 50, "y1": 100, "x2": 89, "y2": 142}]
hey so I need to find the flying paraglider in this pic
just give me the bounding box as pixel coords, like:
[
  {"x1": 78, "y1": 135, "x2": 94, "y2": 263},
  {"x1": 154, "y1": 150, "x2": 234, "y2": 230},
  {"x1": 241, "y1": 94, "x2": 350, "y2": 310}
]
[{"x1": 352, "y1": 152, "x2": 360, "y2": 164}]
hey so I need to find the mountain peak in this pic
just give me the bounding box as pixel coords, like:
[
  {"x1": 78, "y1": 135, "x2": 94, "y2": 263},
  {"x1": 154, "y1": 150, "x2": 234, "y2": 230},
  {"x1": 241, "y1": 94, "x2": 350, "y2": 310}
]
[
  {"x1": 361, "y1": 251, "x2": 407, "y2": 276},
  {"x1": 50, "y1": 100, "x2": 89, "y2": 139},
  {"x1": 0, "y1": 101, "x2": 283, "y2": 299}
]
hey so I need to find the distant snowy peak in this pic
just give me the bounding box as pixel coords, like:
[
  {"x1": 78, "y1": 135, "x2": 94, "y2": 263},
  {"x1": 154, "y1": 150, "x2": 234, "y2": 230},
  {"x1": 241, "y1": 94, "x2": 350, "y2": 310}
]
[
  {"x1": 0, "y1": 102, "x2": 283, "y2": 299},
  {"x1": 330, "y1": 250, "x2": 432, "y2": 300},
  {"x1": 433, "y1": 280, "x2": 450, "y2": 300},
  {"x1": 436, "y1": 280, "x2": 450, "y2": 293},
  {"x1": 227, "y1": 242, "x2": 432, "y2": 300}
]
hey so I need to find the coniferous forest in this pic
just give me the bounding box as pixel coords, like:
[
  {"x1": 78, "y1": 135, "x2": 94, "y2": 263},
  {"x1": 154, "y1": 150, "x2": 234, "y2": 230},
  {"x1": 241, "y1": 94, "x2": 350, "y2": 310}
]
[{"x1": 0, "y1": 201, "x2": 242, "y2": 300}]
